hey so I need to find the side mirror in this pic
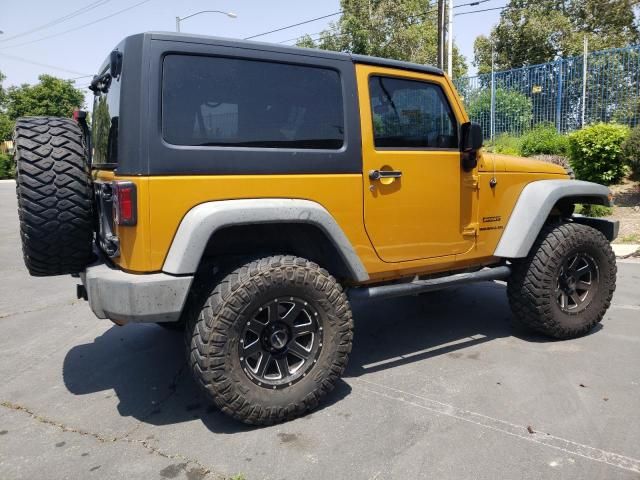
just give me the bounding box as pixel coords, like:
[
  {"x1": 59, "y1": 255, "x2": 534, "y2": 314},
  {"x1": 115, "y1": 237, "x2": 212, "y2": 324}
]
[
  {"x1": 460, "y1": 122, "x2": 483, "y2": 171},
  {"x1": 110, "y1": 50, "x2": 123, "y2": 79}
]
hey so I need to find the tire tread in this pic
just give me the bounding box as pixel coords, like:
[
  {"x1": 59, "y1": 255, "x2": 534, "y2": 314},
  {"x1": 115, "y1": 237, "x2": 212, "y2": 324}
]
[
  {"x1": 184, "y1": 255, "x2": 353, "y2": 425},
  {"x1": 14, "y1": 117, "x2": 93, "y2": 276},
  {"x1": 507, "y1": 222, "x2": 616, "y2": 339}
]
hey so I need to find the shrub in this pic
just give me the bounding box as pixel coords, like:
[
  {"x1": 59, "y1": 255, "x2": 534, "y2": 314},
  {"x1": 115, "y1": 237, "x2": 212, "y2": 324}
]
[
  {"x1": 622, "y1": 125, "x2": 640, "y2": 175},
  {"x1": 519, "y1": 123, "x2": 569, "y2": 157},
  {"x1": 486, "y1": 133, "x2": 520, "y2": 155},
  {"x1": 466, "y1": 88, "x2": 532, "y2": 139},
  {"x1": 575, "y1": 204, "x2": 614, "y2": 217},
  {"x1": 530, "y1": 154, "x2": 573, "y2": 176},
  {"x1": 0, "y1": 152, "x2": 14, "y2": 179},
  {"x1": 568, "y1": 123, "x2": 630, "y2": 185}
]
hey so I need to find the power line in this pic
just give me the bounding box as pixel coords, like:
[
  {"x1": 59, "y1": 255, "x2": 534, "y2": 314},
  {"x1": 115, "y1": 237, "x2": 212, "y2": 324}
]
[
  {"x1": 278, "y1": 8, "x2": 440, "y2": 45},
  {"x1": 0, "y1": 0, "x2": 110, "y2": 43},
  {"x1": 453, "y1": 0, "x2": 491, "y2": 8},
  {"x1": 279, "y1": 31, "x2": 323, "y2": 44},
  {"x1": 288, "y1": 31, "x2": 351, "y2": 46},
  {"x1": 279, "y1": 31, "x2": 334, "y2": 44},
  {"x1": 0, "y1": 0, "x2": 154, "y2": 50},
  {"x1": 0, "y1": 52, "x2": 91, "y2": 77},
  {"x1": 454, "y1": 5, "x2": 507, "y2": 16},
  {"x1": 244, "y1": 11, "x2": 343, "y2": 40}
]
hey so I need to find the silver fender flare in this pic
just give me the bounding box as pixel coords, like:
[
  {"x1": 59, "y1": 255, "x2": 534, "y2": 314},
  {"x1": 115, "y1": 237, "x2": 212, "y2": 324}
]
[
  {"x1": 494, "y1": 180, "x2": 610, "y2": 258},
  {"x1": 162, "y1": 198, "x2": 369, "y2": 282}
]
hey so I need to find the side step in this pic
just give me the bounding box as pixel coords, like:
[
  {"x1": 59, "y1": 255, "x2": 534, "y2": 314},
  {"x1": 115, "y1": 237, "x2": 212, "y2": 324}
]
[{"x1": 348, "y1": 265, "x2": 511, "y2": 301}]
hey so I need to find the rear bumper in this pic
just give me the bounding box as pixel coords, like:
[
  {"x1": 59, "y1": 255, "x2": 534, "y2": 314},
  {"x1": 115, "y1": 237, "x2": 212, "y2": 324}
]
[{"x1": 80, "y1": 262, "x2": 193, "y2": 324}]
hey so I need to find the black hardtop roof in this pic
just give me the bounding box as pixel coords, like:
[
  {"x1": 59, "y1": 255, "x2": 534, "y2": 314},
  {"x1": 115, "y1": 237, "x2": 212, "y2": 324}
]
[{"x1": 145, "y1": 31, "x2": 444, "y2": 77}]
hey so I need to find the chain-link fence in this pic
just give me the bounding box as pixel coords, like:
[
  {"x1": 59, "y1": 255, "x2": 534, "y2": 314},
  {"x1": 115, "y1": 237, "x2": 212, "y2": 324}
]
[{"x1": 453, "y1": 44, "x2": 640, "y2": 139}]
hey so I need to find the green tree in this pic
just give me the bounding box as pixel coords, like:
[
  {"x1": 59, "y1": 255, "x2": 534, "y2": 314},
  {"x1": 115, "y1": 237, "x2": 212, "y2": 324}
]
[
  {"x1": 5, "y1": 74, "x2": 84, "y2": 119},
  {"x1": 296, "y1": 0, "x2": 468, "y2": 78},
  {"x1": 0, "y1": 70, "x2": 6, "y2": 106},
  {"x1": 473, "y1": 0, "x2": 640, "y2": 73},
  {"x1": 0, "y1": 70, "x2": 13, "y2": 141},
  {"x1": 0, "y1": 115, "x2": 12, "y2": 141}
]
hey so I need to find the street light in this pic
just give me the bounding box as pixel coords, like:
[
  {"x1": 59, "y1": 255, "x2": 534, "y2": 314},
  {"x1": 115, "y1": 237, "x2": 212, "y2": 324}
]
[{"x1": 175, "y1": 10, "x2": 237, "y2": 32}]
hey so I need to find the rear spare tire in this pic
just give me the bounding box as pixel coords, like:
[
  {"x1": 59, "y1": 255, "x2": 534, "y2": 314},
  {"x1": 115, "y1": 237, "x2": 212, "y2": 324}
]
[{"x1": 14, "y1": 117, "x2": 94, "y2": 276}]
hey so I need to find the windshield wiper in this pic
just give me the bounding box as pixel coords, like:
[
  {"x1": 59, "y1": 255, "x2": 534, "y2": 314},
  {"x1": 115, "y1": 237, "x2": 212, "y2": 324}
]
[{"x1": 89, "y1": 72, "x2": 112, "y2": 94}]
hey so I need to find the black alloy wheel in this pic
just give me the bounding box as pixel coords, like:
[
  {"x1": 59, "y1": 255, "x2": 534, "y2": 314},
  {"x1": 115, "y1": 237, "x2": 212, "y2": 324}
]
[
  {"x1": 239, "y1": 297, "x2": 323, "y2": 389},
  {"x1": 555, "y1": 252, "x2": 600, "y2": 313}
]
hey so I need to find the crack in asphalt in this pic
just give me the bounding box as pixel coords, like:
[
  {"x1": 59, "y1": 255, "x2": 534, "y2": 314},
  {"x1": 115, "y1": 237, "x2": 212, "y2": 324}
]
[{"x1": 0, "y1": 399, "x2": 223, "y2": 479}]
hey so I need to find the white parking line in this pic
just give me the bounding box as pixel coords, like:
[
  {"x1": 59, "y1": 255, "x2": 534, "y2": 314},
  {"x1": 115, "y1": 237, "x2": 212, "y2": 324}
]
[
  {"x1": 361, "y1": 334, "x2": 487, "y2": 369},
  {"x1": 611, "y1": 304, "x2": 640, "y2": 311},
  {"x1": 349, "y1": 377, "x2": 640, "y2": 475}
]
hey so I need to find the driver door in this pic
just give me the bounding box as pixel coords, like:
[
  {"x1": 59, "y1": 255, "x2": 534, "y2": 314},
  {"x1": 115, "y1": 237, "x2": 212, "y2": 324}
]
[{"x1": 356, "y1": 64, "x2": 477, "y2": 263}]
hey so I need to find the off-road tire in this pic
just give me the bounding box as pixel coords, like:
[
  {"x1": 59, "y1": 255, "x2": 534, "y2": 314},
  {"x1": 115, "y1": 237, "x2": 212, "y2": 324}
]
[
  {"x1": 185, "y1": 255, "x2": 353, "y2": 425},
  {"x1": 507, "y1": 222, "x2": 616, "y2": 339},
  {"x1": 14, "y1": 117, "x2": 93, "y2": 276}
]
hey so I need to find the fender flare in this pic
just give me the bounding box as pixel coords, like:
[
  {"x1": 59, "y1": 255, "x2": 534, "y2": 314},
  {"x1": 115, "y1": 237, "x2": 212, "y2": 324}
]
[
  {"x1": 494, "y1": 180, "x2": 611, "y2": 258},
  {"x1": 162, "y1": 198, "x2": 369, "y2": 282}
]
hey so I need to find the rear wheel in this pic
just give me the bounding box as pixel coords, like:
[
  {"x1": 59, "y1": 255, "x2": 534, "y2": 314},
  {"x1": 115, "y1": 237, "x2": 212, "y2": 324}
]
[
  {"x1": 508, "y1": 222, "x2": 616, "y2": 339},
  {"x1": 185, "y1": 255, "x2": 353, "y2": 425},
  {"x1": 14, "y1": 117, "x2": 94, "y2": 276}
]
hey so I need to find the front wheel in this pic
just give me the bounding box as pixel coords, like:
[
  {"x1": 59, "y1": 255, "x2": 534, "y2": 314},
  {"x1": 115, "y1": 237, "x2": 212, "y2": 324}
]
[
  {"x1": 507, "y1": 222, "x2": 616, "y2": 339},
  {"x1": 185, "y1": 255, "x2": 353, "y2": 425}
]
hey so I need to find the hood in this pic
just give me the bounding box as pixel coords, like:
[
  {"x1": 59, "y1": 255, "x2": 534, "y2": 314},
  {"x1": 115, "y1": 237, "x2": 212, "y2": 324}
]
[{"x1": 479, "y1": 153, "x2": 568, "y2": 175}]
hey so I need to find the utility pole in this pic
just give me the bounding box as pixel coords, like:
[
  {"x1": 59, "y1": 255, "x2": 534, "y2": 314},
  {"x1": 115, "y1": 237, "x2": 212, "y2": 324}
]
[
  {"x1": 581, "y1": 35, "x2": 588, "y2": 127},
  {"x1": 490, "y1": 42, "x2": 496, "y2": 141},
  {"x1": 437, "y1": 0, "x2": 445, "y2": 70},
  {"x1": 447, "y1": 0, "x2": 453, "y2": 77}
]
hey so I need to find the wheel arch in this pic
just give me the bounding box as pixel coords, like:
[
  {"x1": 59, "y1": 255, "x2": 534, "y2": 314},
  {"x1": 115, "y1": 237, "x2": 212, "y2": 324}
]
[
  {"x1": 162, "y1": 199, "x2": 369, "y2": 283},
  {"x1": 494, "y1": 180, "x2": 614, "y2": 259}
]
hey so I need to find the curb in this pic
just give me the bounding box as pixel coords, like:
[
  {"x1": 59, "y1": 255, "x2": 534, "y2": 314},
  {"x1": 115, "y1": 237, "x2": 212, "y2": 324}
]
[
  {"x1": 0, "y1": 179, "x2": 16, "y2": 184},
  {"x1": 612, "y1": 243, "x2": 640, "y2": 259}
]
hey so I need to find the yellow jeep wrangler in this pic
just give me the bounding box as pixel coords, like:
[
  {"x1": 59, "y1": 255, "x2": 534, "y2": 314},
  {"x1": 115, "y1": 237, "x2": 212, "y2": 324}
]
[{"x1": 13, "y1": 32, "x2": 618, "y2": 425}]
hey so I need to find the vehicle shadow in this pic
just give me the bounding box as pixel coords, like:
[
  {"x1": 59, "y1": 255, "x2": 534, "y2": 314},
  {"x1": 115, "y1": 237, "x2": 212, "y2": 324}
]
[
  {"x1": 346, "y1": 281, "x2": 516, "y2": 377},
  {"x1": 62, "y1": 281, "x2": 556, "y2": 433}
]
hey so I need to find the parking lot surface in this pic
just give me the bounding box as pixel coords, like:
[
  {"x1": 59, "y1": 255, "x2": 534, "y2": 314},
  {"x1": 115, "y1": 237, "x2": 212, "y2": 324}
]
[{"x1": 0, "y1": 180, "x2": 639, "y2": 480}]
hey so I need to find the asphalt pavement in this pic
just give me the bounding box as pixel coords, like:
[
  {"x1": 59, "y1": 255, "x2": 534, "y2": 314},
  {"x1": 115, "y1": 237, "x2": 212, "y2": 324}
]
[{"x1": 0, "y1": 180, "x2": 639, "y2": 480}]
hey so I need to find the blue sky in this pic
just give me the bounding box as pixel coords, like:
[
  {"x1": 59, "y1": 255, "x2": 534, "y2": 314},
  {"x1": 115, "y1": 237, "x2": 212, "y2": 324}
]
[{"x1": 0, "y1": 0, "x2": 502, "y2": 106}]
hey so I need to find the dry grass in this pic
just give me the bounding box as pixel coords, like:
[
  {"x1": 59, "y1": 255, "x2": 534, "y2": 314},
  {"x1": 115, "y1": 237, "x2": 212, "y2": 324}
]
[{"x1": 609, "y1": 176, "x2": 640, "y2": 244}]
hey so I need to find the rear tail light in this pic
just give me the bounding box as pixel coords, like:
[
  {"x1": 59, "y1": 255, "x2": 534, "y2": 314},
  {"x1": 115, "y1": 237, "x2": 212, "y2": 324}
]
[{"x1": 112, "y1": 181, "x2": 137, "y2": 226}]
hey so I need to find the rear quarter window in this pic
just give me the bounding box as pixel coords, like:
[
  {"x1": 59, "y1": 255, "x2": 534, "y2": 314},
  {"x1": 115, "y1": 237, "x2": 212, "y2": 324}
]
[
  {"x1": 161, "y1": 54, "x2": 345, "y2": 149},
  {"x1": 92, "y1": 70, "x2": 121, "y2": 165}
]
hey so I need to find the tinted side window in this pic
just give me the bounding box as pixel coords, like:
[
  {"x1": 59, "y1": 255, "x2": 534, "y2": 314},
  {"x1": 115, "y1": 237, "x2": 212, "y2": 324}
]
[
  {"x1": 162, "y1": 55, "x2": 345, "y2": 149},
  {"x1": 369, "y1": 76, "x2": 457, "y2": 149}
]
